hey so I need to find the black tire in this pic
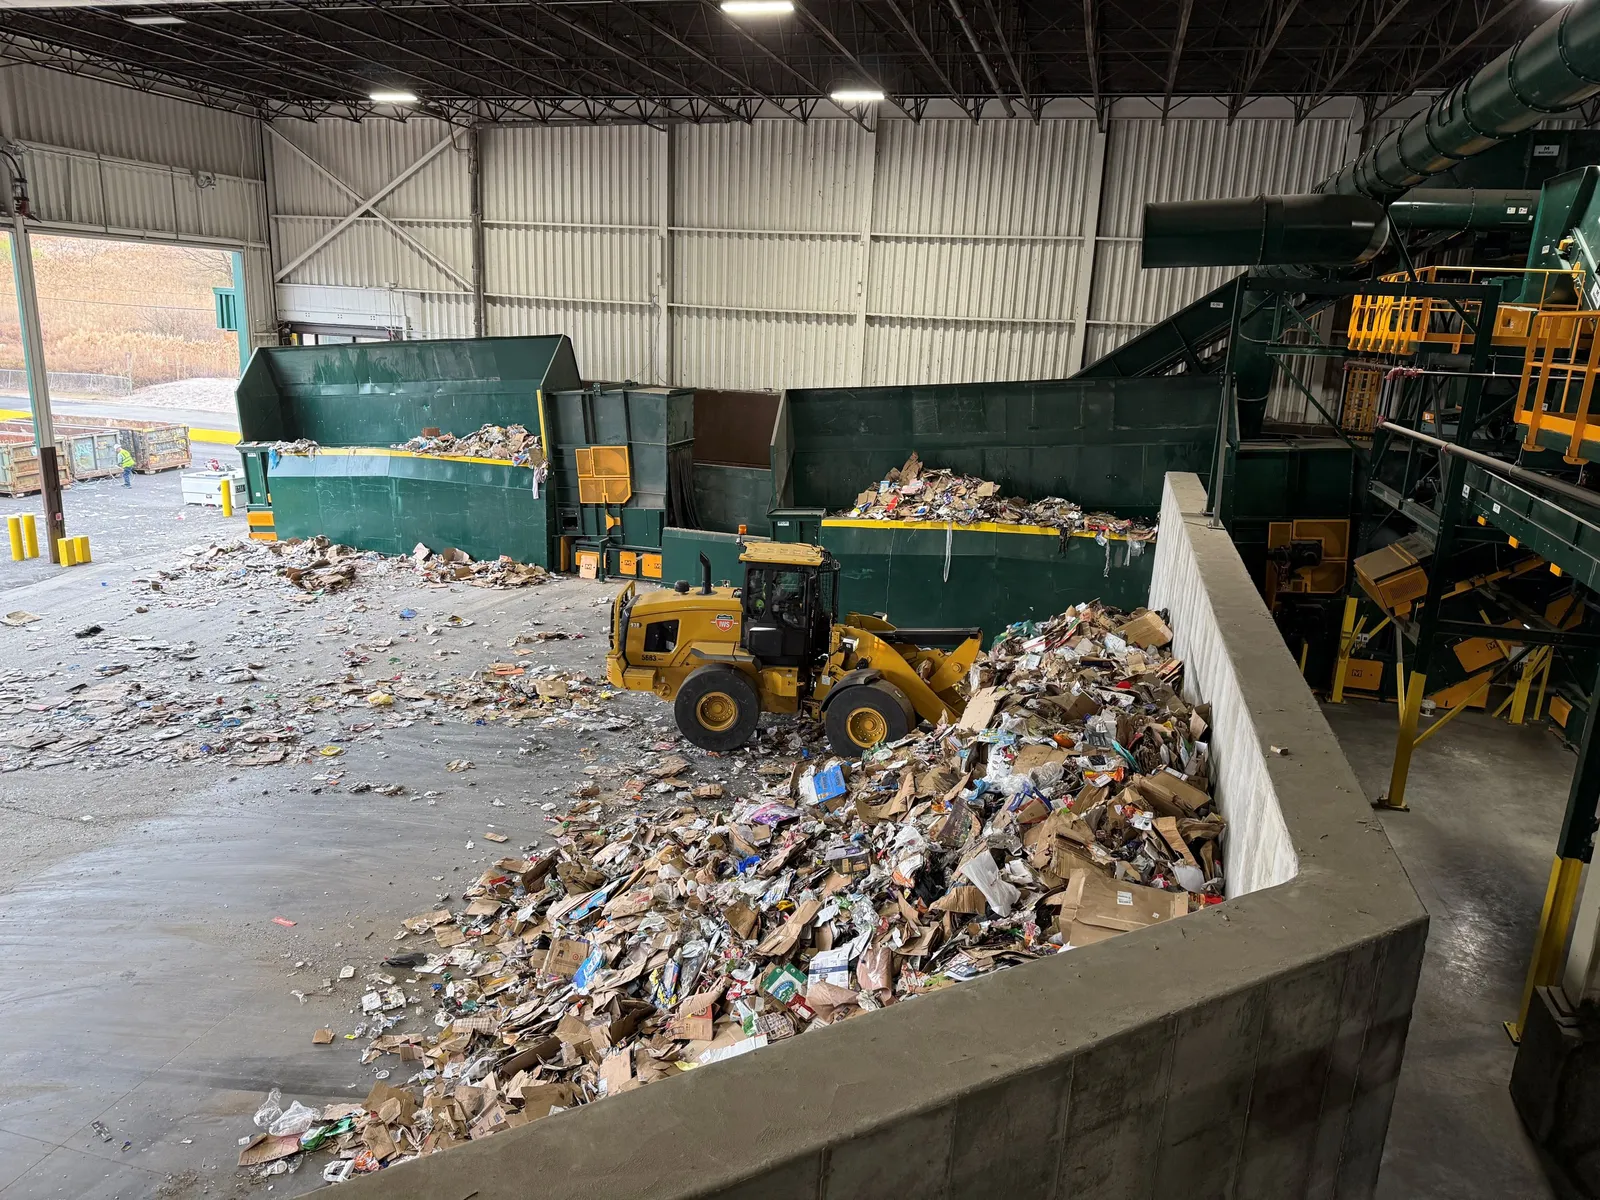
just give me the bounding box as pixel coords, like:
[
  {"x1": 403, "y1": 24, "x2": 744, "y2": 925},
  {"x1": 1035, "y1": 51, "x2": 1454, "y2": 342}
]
[
  {"x1": 674, "y1": 667, "x2": 761, "y2": 752},
  {"x1": 824, "y1": 682, "x2": 913, "y2": 757}
]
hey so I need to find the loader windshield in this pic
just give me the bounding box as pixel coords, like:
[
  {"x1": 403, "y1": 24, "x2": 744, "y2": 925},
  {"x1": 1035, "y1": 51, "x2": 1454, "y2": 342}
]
[{"x1": 748, "y1": 568, "x2": 810, "y2": 630}]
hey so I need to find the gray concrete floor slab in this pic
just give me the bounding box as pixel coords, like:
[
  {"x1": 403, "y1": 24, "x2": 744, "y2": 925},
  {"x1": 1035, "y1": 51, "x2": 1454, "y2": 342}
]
[
  {"x1": 0, "y1": 493, "x2": 1582, "y2": 1197},
  {"x1": 0, "y1": 494, "x2": 791, "y2": 1198},
  {"x1": 1323, "y1": 700, "x2": 1568, "y2": 1200}
]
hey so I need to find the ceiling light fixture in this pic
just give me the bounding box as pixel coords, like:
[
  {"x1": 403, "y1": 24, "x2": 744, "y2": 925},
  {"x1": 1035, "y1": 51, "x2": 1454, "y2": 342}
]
[
  {"x1": 125, "y1": 14, "x2": 187, "y2": 25},
  {"x1": 721, "y1": 1, "x2": 796, "y2": 14},
  {"x1": 830, "y1": 88, "x2": 885, "y2": 104},
  {"x1": 369, "y1": 90, "x2": 420, "y2": 104}
]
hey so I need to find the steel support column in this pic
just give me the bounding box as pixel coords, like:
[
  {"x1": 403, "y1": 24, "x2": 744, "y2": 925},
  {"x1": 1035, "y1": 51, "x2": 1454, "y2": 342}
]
[
  {"x1": 849, "y1": 121, "x2": 879, "y2": 388},
  {"x1": 1509, "y1": 658, "x2": 1600, "y2": 1041},
  {"x1": 469, "y1": 122, "x2": 486, "y2": 339},
  {"x1": 1380, "y1": 286, "x2": 1501, "y2": 809},
  {"x1": 6, "y1": 179, "x2": 64, "y2": 563}
]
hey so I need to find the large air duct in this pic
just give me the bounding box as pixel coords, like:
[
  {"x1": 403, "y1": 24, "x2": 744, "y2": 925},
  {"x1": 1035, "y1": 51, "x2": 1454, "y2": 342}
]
[
  {"x1": 1322, "y1": 1, "x2": 1600, "y2": 199},
  {"x1": 1142, "y1": 195, "x2": 1387, "y2": 268},
  {"x1": 1142, "y1": 188, "x2": 1542, "y2": 269}
]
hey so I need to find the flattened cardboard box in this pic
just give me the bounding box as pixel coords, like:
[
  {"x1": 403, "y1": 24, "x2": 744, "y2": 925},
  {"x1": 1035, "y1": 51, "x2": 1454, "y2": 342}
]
[{"x1": 1057, "y1": 868, "x2": 1188, "y2": 946}]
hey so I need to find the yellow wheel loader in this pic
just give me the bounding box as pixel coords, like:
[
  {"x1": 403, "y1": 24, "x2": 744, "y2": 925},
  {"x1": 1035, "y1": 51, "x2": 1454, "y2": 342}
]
[{"x1": 605, "y1": 542, "x2": 982, "y2": 757}]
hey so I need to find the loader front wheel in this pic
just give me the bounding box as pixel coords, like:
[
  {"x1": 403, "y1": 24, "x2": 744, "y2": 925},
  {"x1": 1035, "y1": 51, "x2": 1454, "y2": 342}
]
[
  {"x1": 675, "y1": 668, "x2": 760, "y2": 752},
  {"x1": 824, "y1": 683, "x2": 913, "y2": 757}
]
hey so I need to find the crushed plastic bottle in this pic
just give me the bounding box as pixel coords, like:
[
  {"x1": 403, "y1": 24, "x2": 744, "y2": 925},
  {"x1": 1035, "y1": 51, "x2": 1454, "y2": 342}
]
[
  {"x1": 252, "y1": 1087, "x2": 283, "y2": 1129},
  {"x1": 268, "y1": 1100, "x2": 317, "y2": 1138}
]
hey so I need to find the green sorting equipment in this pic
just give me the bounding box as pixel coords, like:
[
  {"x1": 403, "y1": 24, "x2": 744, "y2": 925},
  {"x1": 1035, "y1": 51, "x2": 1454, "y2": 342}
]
[
  {"x1": 236, "y1": 336, "x2": 579, "y2": 447},
  {"x1": 265, "y1": 448, "x2": 548, "y2": 565},
  {"x1": 764, "y1": 374, "x2": 1223, "y2": 637},
  {"x1": 234, "y1": 335, "x2": 579, "y2": 561}
]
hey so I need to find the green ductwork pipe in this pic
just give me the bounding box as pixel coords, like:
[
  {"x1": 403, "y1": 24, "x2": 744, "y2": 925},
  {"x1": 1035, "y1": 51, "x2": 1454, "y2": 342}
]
[
  {"x1": 1322, "y1": 1, "x2": 1600, "y2": 199},
  {"x1": 1143, "y1": 194, "x2": 1388, "y2": 268},
  {"x1": 1143, "y1": 188, "x2": 1539, "y2": 269},
  {"x1": 1387, "y1": 188, "x2": 1541, "y2": 232}
]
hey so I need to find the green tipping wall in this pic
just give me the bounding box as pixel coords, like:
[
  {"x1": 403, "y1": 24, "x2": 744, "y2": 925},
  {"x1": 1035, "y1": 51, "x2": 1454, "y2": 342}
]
[
  {"x1": 663, "y1": 527, "x2": 760, "y2": 589},
  {"x1": 693, "y1": 464, "x2": 772, "y2": 535},
  {"x1": 775, "y1": 375, "x2": 1222, "y2": 518},
  {"x1": 235, "y1": 336, "x2": 581, "y2": 447},
  {"x1": 262, "y1": 449, "x2": 548, "y2": 566},
  {"x1": 754, "y1": 374, "x2": 1222, "y2": 636},
  {"x1": 656, "y1": 523, "x2": 1151, "y2": 643},
  {"x1": 821, "y1": 523, "x2": 1152, "y2": 638}
]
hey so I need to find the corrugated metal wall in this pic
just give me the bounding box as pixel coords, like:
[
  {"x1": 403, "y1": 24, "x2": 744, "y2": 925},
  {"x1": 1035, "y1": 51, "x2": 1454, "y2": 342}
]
[
  {"x1": 265, "y1": 113, "x2": 1360, "y2": 409},
  {"x1": 266, "y1": 117, "x2": 1110, "y2": 389},
  {"x1": 0, "y1": 63, "x2": 268, "y2": 250},
  {"x1": 0, "y1": 64, "x2": 263, "y2": 179},
  {"x1": 484, "y1": 124, "x2": 660, "y2": 382}
]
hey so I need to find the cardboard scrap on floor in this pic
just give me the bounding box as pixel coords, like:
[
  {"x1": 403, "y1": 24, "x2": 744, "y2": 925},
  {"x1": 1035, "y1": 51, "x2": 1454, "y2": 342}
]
[{"x1": 247, "y1": 601, "x2": 1223, "y2": 1181}]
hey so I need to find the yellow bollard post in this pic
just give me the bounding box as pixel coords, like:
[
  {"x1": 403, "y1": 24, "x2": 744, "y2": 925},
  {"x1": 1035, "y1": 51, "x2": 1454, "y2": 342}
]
[
  {"x1": 56, "y1": 536, "x2": 77, "y2": 567},
  {"x1": 7, "y1": 515, "x2": 21, "y2": 562},
  {"x1": 21, "y1": 514, "x2": 38, "y2": 559},
  {"x1": 220, "y1": 476, "x2": 233, "y2": 518},
  {"x1": 73, "y1": 535, "x2": 90, "y2": 563}
]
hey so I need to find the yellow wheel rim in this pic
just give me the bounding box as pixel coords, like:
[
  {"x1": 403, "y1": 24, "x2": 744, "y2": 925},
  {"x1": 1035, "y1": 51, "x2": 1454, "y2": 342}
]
[
  {"x1": 696, "y1": 691, "x2": 739, "y2": 732},
  {"x1": 846, "y1": 707, "x2": 888, "y2": 747}
]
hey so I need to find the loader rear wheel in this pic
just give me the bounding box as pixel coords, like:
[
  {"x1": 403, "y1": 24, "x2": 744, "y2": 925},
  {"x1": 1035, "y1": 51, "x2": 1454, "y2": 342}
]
[
  {"x1": 824, "y1": 683, "x2": 913, "y2": 757},
  {"x1": 674, "y1": 668, "x2": 760, "y2": 752}
]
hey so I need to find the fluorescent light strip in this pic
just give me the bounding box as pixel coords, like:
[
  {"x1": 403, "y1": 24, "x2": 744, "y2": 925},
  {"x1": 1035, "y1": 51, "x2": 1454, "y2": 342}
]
[
  {"x1": 830, "y1": 89, "x2": 885, "y2": 104},
  {"x1": 369, "y1": 91, "x2": 419, "y2": 104},
  {"x1": 721, "y1": 1, "x2": 796, "y2": 14},
  {"x1": 125, "y1": 14, "x2": 187, "y2": 25}
]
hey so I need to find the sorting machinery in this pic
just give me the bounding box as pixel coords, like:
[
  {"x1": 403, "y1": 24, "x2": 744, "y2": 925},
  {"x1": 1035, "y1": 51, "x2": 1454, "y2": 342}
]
[{"x1": 1106, "y1": 4, "x2": 1600, "y2": 1171}]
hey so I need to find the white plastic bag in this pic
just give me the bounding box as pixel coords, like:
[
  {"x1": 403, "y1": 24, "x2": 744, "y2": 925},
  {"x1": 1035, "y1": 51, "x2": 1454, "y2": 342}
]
[
  {"x1": 252, "y1": 1087, "x2": 283, "y2": 1129},
  {"x1": 268, "y1": 1100, "x2": 317, "y2": 1138},
  {"x1": 322, "y1": 1158, "x2": 355, "y2": 1184}
]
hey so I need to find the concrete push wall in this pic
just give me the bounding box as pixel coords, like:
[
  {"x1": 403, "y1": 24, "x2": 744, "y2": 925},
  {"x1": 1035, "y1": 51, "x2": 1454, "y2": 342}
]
[{"x1": 344, "y1": 471, "x2": 1426, "y2": 1200}]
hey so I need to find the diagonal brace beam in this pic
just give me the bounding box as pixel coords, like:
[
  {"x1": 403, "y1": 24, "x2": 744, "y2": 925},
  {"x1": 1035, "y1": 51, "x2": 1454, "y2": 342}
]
[{"x1": 270, "y1": 130, "x2": 468, "y2": 288}]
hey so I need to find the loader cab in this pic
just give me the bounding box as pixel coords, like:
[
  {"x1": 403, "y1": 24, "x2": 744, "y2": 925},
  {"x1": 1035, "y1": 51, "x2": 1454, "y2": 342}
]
[{"x1": 737, "y1": 542, "x2": 838, "y2": 669}]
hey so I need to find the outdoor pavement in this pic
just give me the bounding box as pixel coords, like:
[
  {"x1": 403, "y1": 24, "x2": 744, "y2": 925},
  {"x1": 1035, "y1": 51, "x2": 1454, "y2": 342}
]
[{"x1": 0, "y1": 396, "x2": 240, "y2": 435}]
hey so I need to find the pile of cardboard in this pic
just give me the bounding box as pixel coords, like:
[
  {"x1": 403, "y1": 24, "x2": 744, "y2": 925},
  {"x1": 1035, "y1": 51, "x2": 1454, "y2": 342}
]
[
  {"x1": 267, "y1": 439, "x2": 319, "y2": 456},
  {"x1": 838, "y1": 453, "x2": 1155, "y2": 539},
  {"x1": 396, "y1": 424, "x2": 544, "y2": 468},
  {"x1": 409, "y1": 543, "x2": 550, "y2": 589},
  {"x1": 279, "y1": 602, "x2": 1223, "y2": 1176}
]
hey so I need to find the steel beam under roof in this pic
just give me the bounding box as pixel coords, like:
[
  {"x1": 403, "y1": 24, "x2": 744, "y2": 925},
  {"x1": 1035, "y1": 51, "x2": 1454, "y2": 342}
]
[{"x1": 0, "y1": 0, "x2": 1561, "y2": 123}]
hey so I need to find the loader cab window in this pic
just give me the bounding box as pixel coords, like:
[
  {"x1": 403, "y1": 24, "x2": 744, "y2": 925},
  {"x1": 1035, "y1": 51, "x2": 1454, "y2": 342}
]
[
  {"x1": 748, "y1": 568, "x2": 810, "y2": 630},
  {"x1": 643, "y1": 619, "x2": 679, "y2": 653},
  {"x1": 742, "y1": 565, "x2": 818, "y2": 666}
]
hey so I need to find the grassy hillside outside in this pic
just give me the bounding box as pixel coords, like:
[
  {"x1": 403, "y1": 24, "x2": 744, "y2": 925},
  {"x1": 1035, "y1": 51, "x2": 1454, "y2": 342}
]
[{"x1": 0, "y1": 233, "x2": 238, "y2": 387}]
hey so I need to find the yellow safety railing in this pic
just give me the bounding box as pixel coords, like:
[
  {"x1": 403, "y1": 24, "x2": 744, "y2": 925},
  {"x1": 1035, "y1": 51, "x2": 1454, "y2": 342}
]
[
  {"x1": 1346, "y1": 265, "x2": 1584, "y2": 355},
  {"x1": 1341, "y1": 363, "x2": 1384, "y2": 434},
  {"x1": 1517, "y1": 310, "x2": 1600, "y2": 462}
]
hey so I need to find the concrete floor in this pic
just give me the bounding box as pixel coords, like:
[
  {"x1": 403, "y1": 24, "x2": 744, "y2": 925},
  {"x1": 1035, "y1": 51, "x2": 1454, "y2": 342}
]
[
  {"x1": 0, "y1": 474, "x2": 777, "y2": 1198},
  {"x1": 0, "y1": 479, "x2": 1582, "y2": 1197},
  {"x1": 1324, "y1": 701, "x2": 1570, "y2": 1200}
]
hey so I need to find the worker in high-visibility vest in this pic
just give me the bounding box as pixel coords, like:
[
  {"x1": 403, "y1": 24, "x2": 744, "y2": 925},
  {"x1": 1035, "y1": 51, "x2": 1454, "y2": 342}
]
[{"x1": 117, "y1": 445, "x2": 135, "y2": 488}]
